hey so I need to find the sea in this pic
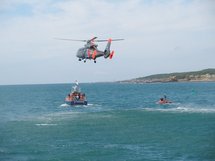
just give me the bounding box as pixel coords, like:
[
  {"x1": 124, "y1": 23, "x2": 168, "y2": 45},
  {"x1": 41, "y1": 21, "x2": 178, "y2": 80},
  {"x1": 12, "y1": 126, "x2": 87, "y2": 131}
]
[{"x1": 0, "y1": 82, "x2": 215, "y2": 161}]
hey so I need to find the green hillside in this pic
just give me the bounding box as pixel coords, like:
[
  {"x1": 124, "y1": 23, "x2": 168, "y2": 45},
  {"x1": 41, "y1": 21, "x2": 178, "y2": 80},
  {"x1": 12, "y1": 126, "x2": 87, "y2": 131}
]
[
  {"x1": 121, "y1": 69, "x2": 215, "y2": 83},
  {"x1": 138, "y1": 68, "x2": 215, "y2": 80}
]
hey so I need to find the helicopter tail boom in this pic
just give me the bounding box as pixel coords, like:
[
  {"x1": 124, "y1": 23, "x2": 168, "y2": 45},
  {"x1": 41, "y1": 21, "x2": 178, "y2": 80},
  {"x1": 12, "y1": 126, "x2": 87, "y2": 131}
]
[{"x1": 104, "y1": 39, "x2": 112, "y2": 58}]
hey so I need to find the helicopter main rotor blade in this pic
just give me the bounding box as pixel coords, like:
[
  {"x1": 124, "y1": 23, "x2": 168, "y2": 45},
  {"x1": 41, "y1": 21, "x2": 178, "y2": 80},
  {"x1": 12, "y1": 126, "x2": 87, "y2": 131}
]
[
  {"x1": 95, "y1": 39, "x2": 124, "y2": 42},
  {"x1": 112, "y1": 39, "x2": 124, "y2": 41},
  {"x1": 54, "y1": 37, "x2": 124, "y2": 43},
  {"x1": 89, "y1": 37, "x2": 98, "y2": 42},
  {"x1": 54, "y1": 38, "x2": 87, "y2": 42}
]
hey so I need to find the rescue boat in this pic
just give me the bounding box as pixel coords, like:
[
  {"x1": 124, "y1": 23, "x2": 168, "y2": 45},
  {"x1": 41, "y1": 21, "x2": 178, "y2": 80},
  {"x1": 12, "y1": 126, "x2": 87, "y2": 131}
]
[{"x1": 65, "y1": 81, "x2": 87, "y2": 106}]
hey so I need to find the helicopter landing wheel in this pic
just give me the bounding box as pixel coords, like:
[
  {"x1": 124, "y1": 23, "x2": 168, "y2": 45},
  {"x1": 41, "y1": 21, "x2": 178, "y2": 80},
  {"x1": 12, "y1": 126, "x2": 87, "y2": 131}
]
[
  {"x1": 78, "y1": 58, "x2": 81, "y2": 61},
  {"x1": 94, "y1": 60, "x2": 96, "y2": 63},
  {"x1": 84, "y1": 60, "x2": 86, "y2": 63}
]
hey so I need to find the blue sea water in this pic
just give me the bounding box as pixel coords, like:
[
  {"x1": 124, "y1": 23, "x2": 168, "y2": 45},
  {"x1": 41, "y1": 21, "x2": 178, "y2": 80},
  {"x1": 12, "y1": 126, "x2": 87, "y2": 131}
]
[{"x1": 0, "y1": 82, "x2": 215, "y2": 161}]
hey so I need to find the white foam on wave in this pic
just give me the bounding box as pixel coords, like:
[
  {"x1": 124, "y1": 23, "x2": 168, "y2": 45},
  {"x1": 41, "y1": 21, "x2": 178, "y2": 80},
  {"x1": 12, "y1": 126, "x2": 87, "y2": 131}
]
[
  {"x1": 35, "y1": 103, "x2": 105, "y2": 122},
  {"x1": 32, "y1": 109, "x2": 85, "y2": 123},
  {"x1": 60, "y1": 103, "x2": 70, "y2": 107},
  {"x1": 46, "y1": 111, "x2": 83, "y2": 118},
  {"x1": 142, "y1": 106, "x2": 215, "y2": 113},
  {"x1": 175, "y1": 106, "x2": 215, "y2": 113},
  {"x1": 59, "y1": 103, "x2": 100, "y2": 108},
  {"x1": 35, "y1": 123, "x2": 57, "y2": 126}
]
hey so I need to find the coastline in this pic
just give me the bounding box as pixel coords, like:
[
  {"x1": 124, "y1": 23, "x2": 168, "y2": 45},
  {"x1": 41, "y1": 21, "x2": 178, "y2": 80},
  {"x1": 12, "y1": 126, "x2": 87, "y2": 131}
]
[{"x1": 118, "y1": 69, "x2": 215, "y2": 84}]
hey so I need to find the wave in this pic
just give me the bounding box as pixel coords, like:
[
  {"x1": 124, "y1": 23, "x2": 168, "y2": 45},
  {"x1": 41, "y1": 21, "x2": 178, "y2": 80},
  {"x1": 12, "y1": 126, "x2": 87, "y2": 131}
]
[
  {"x1": 174, "y1": 106, "x2": 215, "y2": 113},
  {"x1": 9, "y1": 103, "x2": 105, "y2": 123},
  {"x1": 142, "y1": 106, "x2": 215, "y2": 113},
  {"x1": 35, "y1": 123, "x2": 58, "y2": 126},
  {"x1": 59, "y1": 103, "x2": 100, "y2": 108},
  {"x1": 59, "y1": 103, "x2": 70, "y2": 107}
]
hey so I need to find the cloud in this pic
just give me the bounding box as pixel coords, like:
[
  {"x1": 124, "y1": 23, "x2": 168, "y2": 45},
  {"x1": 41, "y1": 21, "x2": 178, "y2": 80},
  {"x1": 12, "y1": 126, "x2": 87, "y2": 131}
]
[{"x1": 0, "y1": 0, "x2": 215, "y2": 84}]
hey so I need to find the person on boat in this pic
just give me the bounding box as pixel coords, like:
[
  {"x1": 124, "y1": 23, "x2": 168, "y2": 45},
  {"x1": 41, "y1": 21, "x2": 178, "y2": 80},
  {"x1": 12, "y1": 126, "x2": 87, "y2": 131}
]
[
  {"x1": 75, "y1": 94, "x2": 80, "y2": 100},
  {"x1": 158, "y1": 98, "x2": 165, "y2": 104},
  {"x1": 158, "y1": 96, "x2": 172, "y2": 104},
  {"x1": 164, "y1": 95, "x2": 172, "y2": 103},
  {"x1": 65, "y1": 94, "x2": 72, "y2": 101}
]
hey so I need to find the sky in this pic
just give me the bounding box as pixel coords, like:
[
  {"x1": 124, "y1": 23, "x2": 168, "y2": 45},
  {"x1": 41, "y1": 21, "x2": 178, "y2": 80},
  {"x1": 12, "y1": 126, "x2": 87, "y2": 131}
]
[{"x1": 0, "y1": 0, "x2": 215, "y2": 85}]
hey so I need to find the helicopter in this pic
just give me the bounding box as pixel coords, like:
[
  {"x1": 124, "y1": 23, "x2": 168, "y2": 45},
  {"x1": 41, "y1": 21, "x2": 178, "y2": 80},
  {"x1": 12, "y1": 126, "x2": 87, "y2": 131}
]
[{"x1": 56, "y1": 37, "x2": 124, "y2": 63}]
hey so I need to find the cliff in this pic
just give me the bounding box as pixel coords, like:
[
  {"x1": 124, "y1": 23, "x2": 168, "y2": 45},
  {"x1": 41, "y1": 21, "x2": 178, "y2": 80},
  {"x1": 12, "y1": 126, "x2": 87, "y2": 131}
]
[{"x1": 120, "y1": 69, "x2": 215, "y2": 83}]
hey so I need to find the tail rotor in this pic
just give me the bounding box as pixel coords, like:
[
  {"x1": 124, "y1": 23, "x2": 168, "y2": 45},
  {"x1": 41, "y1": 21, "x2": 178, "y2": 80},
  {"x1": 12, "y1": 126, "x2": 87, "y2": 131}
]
[{"x1": 109, "y1": 51, "x2": 114, "y2": 59}]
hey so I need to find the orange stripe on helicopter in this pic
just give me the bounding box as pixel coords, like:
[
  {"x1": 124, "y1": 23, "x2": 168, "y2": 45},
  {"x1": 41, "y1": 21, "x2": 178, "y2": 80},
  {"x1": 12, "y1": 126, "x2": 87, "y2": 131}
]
[{"x1": 92, "y1": 50, "x2": 97, "y2": 59}]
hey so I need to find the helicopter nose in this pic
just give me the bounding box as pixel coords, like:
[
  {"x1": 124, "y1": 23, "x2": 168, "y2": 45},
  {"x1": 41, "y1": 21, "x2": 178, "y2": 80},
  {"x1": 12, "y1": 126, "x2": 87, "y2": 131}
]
[
  {"x1": 76, "y1": 51, "x2": 80, "y2": 57},
  {"x1": 76, "y1": 49, "x2": 82, "y2": 58}
]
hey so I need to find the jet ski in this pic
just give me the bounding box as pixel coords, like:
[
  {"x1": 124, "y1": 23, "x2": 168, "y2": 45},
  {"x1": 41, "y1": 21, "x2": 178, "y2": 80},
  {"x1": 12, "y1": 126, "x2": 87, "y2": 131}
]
[{"x1": 65, "y1": 81, "x2": 87, "y2": 106}]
